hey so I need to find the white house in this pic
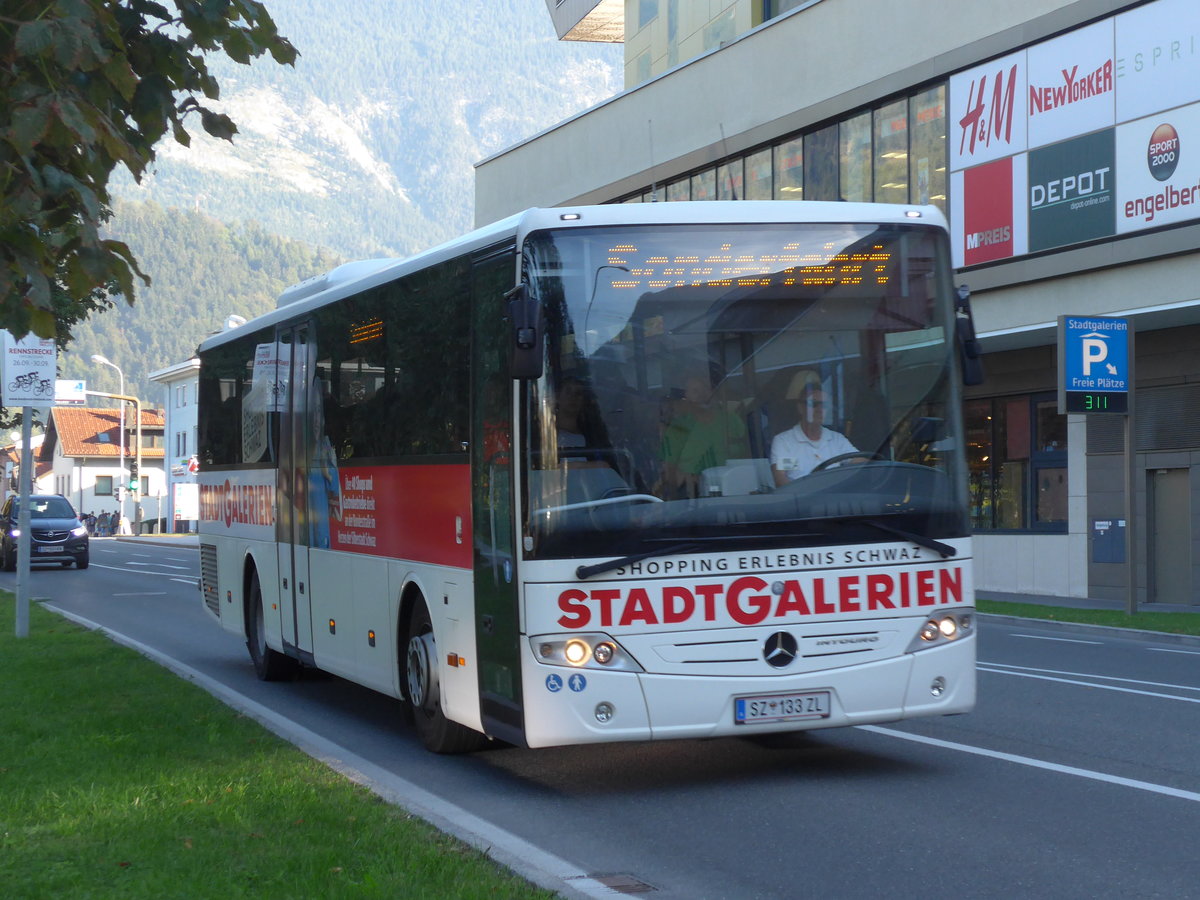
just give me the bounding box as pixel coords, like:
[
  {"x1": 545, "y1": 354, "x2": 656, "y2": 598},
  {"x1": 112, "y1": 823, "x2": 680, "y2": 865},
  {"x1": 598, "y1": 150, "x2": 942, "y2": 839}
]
[
  {"x1": 39, "y1": 405, "x2": 167, "y2": 528},
  {"x1": 148, "y1": 357, "x2": 200, "y2": 531}
]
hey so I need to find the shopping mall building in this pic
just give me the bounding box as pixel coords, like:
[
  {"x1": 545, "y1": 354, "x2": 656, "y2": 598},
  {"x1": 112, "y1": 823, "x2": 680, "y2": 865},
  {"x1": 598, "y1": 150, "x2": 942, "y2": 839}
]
[{"x1": 476, "y1": 0, "x2": 1200, "y2": 606}]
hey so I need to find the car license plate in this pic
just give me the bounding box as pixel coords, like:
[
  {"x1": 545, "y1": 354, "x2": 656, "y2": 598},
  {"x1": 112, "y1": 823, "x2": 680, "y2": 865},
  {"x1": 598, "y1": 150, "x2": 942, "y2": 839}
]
[
  {"x1": 37, "y1": 545, "x2": 64, "y2": 553},
  {"x1": 735, "y1": 690, "x2": 831, "y2": 724}
]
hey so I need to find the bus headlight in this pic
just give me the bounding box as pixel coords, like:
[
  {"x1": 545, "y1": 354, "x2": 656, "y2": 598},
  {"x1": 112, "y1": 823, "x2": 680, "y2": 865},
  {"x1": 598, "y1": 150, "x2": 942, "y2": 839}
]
[
  {"x1": 564, "y1": 639, "x2": 591, "y2": 666},
  {"x1": 531, "y1": 633, "x2": 643, "y2": 672},
  {"x1": 906, "y1": 611, "x2": 974, "y2": 652}
]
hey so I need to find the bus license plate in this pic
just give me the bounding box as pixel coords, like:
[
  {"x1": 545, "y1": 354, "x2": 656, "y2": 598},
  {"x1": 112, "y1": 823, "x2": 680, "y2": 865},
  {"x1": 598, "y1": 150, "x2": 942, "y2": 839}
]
[
  {"x1": 37, "y1": 545, "x2": 64, "y2": 553},
  {"x1": 735, "y1": 691, "x2": 831, "y2": 725}
]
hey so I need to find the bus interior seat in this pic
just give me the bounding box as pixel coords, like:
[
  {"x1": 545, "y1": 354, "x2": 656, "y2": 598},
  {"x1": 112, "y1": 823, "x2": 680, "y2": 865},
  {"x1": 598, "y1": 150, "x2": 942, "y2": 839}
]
[{"x1": 530, "y1": 464, "x2": 633, "y2": 510}]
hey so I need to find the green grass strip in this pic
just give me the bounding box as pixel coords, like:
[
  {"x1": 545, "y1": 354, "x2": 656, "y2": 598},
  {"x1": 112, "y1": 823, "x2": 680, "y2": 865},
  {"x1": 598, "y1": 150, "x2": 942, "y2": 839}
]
[
  {"x1": 978, "y1": 598, "x2": 1200, "y2": 637},
  {"x1": 0, "y1": 597, "x2": 553, "y2": 900}
]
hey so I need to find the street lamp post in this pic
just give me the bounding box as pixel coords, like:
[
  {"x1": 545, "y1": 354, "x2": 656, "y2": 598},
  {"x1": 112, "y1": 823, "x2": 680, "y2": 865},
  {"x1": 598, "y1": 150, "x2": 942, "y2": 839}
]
[{"x1": 90, "y1": 354, "x2": 126, "y2": 531}]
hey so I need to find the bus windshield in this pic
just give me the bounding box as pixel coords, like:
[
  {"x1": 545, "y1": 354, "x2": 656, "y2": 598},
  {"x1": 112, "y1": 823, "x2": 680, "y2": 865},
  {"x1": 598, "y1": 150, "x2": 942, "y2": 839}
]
[{"x1": 522, "y1": 221, "x2": 968, "y2": 561}]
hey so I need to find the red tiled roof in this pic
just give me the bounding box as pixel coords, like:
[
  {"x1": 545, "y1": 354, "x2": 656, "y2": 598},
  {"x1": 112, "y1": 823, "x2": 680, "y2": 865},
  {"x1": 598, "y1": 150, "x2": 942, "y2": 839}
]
[{"x1": 43, "y1": 406, "x2": 166, "y2": 460}]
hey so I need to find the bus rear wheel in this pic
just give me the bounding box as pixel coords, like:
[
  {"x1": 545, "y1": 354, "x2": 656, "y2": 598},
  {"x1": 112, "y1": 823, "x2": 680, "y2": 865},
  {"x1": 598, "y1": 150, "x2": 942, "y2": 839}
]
[
  {"x1": 404, "y1": 598, "x2": 486, "y2": 754},
  {"x1": 246, "y1": 572, "x2": 299, "y2": 681}
]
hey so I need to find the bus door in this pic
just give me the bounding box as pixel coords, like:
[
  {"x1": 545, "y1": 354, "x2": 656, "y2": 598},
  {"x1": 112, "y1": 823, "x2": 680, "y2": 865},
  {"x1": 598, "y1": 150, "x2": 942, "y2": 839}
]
[
  {"x1": 470, "y1": 247, "x2": 524, "y2": 745},
  {"x1": 275, "y1": 323, "x2": 316, "y2": 659}
]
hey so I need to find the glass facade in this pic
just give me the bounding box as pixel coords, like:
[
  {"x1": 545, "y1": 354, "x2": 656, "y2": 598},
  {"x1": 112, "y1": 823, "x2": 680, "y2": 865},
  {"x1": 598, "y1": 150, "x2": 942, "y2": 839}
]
[
  {"x1": 617, "y1": 81, "x2": 948, "y2": 215},
  {"x1": 965, "y1": 393, "x2": 1067, "y2": 533}
]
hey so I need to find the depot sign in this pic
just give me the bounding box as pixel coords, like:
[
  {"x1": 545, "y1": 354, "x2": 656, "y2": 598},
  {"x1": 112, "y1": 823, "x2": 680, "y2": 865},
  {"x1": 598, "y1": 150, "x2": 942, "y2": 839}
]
[{"x1": 545, "y1": 564, "x2": 969, "y2": 632}]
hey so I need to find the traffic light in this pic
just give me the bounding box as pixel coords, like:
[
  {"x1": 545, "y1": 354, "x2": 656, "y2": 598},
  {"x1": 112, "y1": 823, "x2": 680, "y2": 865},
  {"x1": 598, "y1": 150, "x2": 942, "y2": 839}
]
[{"x1": 129, "y1": 460, "x2": 139, "y2": 491}]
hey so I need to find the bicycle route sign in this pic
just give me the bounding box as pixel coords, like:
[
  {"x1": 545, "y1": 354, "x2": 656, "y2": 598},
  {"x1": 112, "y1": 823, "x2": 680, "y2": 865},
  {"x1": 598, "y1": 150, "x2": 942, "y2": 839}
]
[{"x1": 3, "y1": 332, "x2": 57, "y2": 406}]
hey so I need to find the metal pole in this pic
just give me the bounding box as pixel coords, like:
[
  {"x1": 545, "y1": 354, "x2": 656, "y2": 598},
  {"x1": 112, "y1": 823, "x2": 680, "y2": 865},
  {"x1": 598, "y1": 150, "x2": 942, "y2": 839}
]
[
  {"x1": 91, "y1": 356, "x2": 126, "y2": 530},
  {"x1": 14, "y1": 411, "x2": 32, "y2": 637},
  {"x1": 1125, "y1": 327, "x2": 1137, "y2": 615}
]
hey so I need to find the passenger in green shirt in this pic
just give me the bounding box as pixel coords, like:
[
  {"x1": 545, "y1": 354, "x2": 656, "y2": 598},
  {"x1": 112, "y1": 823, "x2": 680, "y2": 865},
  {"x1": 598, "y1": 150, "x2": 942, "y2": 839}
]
[{"x1": 660, "y1": 375, "x2": 749, "y2": 498}]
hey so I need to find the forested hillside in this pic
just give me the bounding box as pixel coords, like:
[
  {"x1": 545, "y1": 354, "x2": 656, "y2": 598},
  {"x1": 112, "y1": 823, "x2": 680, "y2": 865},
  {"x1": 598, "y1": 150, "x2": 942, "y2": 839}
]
[
  {"x1": 69, "y1": 0, "x2": 620, "y2": 404},
  {"x1": 64, "y1": 201, "x2": 343, "y2": 402}
]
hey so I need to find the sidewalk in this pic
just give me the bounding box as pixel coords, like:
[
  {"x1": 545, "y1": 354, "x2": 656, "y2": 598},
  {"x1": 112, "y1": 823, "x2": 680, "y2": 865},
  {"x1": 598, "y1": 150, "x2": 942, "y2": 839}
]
[{"x1": 979, "y1": 589, "x2": 1200, "y2": 615}]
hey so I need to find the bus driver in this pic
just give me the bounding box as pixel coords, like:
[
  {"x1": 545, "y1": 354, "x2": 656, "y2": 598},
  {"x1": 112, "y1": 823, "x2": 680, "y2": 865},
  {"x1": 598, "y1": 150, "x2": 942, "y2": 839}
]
[{"x1": 771, "y1": 371, "x2": 859, "y2": 486}]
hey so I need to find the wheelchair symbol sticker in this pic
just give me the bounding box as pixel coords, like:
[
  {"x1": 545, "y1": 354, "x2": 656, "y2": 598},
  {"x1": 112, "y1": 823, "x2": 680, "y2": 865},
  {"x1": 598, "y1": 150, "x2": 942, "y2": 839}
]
[{"x1": 545, "y1": 674, "x2": 563, "y2": 693}]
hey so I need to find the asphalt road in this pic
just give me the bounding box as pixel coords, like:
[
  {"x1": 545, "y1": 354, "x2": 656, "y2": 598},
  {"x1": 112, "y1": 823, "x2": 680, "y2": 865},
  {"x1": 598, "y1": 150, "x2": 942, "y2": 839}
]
[{"x1": 12, "y1": 538, "x2": 1200, "y2": 899}]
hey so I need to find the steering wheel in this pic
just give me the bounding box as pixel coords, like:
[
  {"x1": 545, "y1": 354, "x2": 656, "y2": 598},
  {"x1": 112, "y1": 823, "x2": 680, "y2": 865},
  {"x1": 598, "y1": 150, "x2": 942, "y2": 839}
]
[{"x1": 811, "y1": 451, "x2": 886, "y2": 472}]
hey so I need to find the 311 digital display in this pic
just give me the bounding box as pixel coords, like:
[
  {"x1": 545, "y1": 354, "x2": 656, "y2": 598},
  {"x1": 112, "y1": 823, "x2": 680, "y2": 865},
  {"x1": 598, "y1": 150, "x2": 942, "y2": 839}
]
[{"x1": 1063, "y1": 391, "x2": 1128, "y2": 414}]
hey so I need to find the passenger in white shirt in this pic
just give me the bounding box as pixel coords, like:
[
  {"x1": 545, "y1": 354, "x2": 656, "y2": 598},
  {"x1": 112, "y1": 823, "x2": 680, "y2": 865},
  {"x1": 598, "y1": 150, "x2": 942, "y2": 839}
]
[{"x1": 770, "y1": 378, "x2": 859, "y2": 486}]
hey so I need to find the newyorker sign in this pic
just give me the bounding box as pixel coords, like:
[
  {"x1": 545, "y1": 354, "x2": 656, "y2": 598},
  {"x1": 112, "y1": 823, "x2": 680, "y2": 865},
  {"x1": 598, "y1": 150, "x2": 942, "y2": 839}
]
[{"x1": 950, "y1": 0, "x2": 1200, "y2": 267}]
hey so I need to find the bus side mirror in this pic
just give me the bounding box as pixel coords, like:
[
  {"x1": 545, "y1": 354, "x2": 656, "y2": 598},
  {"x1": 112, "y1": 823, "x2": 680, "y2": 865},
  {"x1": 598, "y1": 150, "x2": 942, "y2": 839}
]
[
  {"x1": 506, "y1": 284, "x2": 543, "y2": 380},
  {"x1": 955, "y1": 284, "x2": 985, "y2": 386}
]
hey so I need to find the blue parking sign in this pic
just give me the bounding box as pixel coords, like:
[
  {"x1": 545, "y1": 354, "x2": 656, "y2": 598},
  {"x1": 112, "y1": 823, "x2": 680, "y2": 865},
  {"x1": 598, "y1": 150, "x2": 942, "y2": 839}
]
[{"x1": 1058, "y1": 316, "x2": 1131, "y2": 414}]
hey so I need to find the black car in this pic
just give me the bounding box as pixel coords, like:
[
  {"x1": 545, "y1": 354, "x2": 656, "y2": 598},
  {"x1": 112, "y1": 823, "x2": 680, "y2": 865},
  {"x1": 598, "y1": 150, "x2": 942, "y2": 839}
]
[{"x1": 0, "y1": 494, "x2": 90, "y2": 570}]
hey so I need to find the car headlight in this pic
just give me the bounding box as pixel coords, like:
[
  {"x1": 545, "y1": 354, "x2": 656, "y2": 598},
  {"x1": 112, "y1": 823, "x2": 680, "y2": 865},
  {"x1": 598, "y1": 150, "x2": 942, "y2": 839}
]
[
  {"x1": 72, "y1": 525, "x2": 88, "y2": 537},
  {"x1": 9, "y1": 529, "x2": 19, "y2": 538}
]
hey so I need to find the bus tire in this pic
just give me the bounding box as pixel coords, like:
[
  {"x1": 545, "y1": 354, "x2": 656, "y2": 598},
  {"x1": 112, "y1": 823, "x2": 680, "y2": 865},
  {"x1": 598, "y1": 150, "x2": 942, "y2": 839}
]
[
  {"x1": 246, "y1": 571, "x2": 299, "y2": 681},
  {"x1": 404, "y1": 597, "x2": 486, "y2": 754}
]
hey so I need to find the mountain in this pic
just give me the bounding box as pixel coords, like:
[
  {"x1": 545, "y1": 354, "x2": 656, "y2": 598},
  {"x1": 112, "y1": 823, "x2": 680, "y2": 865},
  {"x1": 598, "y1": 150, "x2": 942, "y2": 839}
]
[
  {"x1": 113, "y1": 0, "x2": 620, "y2": 261},
  {"x1": 68, "y1": 0, "x2": 621, "y2": 402}
]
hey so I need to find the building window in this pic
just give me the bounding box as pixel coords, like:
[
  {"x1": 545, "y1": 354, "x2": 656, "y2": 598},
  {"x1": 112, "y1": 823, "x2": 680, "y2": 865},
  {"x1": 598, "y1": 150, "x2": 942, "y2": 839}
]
[
  {"x1": 638, "y1": 0, "x2": 657, "y2": 29},
  {"x1": 773, "y1": 137, "x2": 803, "y2": 199},
  {"x1": 745, "y1": 148, "x2": 773, "y2": 199},
  {"x1": 717, "y1": 157, "x2": 743, "y2": 200},
  {"x1": 691, "y1": 167, "x2": 716, "y2": 201},
  {"x1": 966, "y1": 393, "x2": 1067, "y2": 532},
  {"x1": 176, "y1": 432, "x2": 187, "y2": 457},
  {"x1": 96, "y1": 475, "x2": 113, "y2": 497},
  {"x1": 874, "y1": 98, "x2": 909, "y2": 204},
  {"x1": 803, "y1": 124, "x2": 838, "y2": 201},
  {"x1": 838, "y1": 111, "x2": 872, "y2": 201},
  {"x1": 910, "y1": 84, "x2": 947, "y2": 212},
  {"x1": 176, "y1": 384, "x2": 188, "y2": 407},
  {"x1": 667, "y1": 177, "x2": 691, "y2": 201}
]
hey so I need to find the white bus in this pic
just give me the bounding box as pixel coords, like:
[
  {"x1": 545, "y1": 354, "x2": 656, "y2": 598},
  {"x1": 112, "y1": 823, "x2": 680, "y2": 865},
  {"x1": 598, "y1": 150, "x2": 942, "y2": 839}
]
[{"x1": 197, "y1": 202, "x2": 980, "y2": 753}]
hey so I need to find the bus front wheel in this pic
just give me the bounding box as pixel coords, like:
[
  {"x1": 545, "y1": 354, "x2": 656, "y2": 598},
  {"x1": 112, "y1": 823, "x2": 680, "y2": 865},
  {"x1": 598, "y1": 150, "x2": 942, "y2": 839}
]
[
  {"x1": 246, "y1": 572, "x2": 299, "y2": 681},
  {"x1": 404, "y1": 598, "x2": 486, "y2": 754}
]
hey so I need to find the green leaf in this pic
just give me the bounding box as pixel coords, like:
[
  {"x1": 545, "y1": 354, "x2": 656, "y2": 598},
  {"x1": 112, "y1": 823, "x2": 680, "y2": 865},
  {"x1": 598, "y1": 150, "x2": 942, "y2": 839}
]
[
  {"x1": 8, "y1": 103, "x2": 52, "y2": 155},
  {"x1": 29, "y1": 307, "x2": 58, "y2": 339},
  {"x1": 101, "y1": 56, "x2": 139, "y2": 102},
  {"x1": 13, "y1": 21, "x2": 55, "y2": 57},
  {"x1": 199, "y1": 109, "x2": 237, "y2": 141},
  {"x1": 54, "y1": 97, "x2": 99, "y2": 145}
]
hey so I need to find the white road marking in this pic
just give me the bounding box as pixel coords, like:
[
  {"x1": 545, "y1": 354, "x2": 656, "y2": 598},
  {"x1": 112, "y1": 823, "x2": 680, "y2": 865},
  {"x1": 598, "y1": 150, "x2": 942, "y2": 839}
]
[
  {"x1": 1009, "y1": 633, "x2": 1104, "y2": 645},
  {"x1": 1146, "y1": 647, "x2": 1200, "y2": 656},
  {"x1": 113, "y1": 592, "x2": 167, "y2": 597},
  {"x1": 978, "y1": 665, "x2": 1200, "y2": 703},
  {"x1": 88, "y1": 563, "x2": 192, "y2": 575},
  {"x1": 981, "y1": 661, "x2": 1200, "y2": 694},
  {"x1": 861, "y1": 725, "x2": 1200, "y2": 804}
]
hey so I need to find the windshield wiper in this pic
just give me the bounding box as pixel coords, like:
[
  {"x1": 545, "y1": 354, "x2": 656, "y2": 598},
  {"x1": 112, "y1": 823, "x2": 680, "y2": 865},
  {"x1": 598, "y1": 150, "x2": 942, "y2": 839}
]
[
  {"x1": 576, "y1": 542, "x2": 703, "y2": 580},
  {"x1": 575, "y1": 518, "x2": 955, "y2": 580},
  {"x1": 825, "y1": 515, "x2": 957, "y2": 559}
]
